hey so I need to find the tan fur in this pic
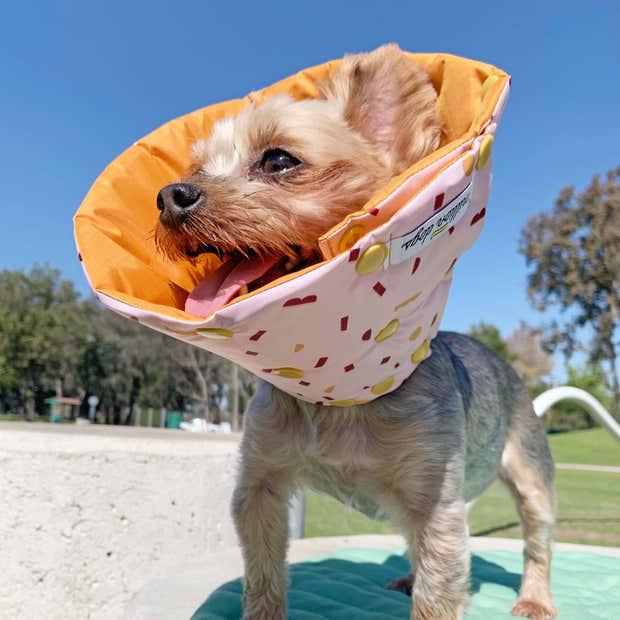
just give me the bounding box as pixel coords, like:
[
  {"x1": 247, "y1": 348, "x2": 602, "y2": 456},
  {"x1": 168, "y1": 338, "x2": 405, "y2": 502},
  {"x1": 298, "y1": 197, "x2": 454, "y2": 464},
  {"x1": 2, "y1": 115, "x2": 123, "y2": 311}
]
[
  {"x1": 155, "y1": 44, "x2": 440, "y2": 262},
  {"x1": 233, "y1": 371, "x2": 556, "y2": 620},
  {"x1": 322, "y1": 43, "x2": 442, "y2": 175},
  {"x1": 234, "y1": 385, "x2": 473, "y2": 620},
  {"x1": 501, "y1": 433, "x2": 557, "y2": 619}
]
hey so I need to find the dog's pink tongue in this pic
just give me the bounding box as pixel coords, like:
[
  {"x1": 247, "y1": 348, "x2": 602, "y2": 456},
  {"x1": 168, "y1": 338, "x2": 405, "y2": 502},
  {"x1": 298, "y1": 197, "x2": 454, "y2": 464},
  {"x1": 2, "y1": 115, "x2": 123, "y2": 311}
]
[{"x1": 185, "y1": 255, "x2": 280, "y2": 318}]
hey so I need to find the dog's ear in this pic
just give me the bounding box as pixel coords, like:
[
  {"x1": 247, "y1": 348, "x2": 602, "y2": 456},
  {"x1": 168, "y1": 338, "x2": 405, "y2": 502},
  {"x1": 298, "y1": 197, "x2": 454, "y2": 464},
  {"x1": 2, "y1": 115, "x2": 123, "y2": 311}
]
[{"x1": 322, "y1": 44, "x2": 441, "y2": 174}]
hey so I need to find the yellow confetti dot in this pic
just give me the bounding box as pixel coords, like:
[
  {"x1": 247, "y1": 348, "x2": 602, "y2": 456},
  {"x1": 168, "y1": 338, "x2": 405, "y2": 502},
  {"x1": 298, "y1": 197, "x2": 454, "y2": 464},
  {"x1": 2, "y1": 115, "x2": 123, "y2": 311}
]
[
  {"x1": 272, "y1": 367, "x2": 304, "y2": 379},
  {"x1": 324, "y1": 385, "x2": 335, "y2": 394},
  {"x1": 481, "y1": 74, "x2": 499, "y2": 100},
  {"x1": 356, "y1": 243, "x2": 388, "y2": 275},
  {"x1": 196, "y1": 327, "x2": 234, "y2": 339},
  {"x1": 163, "y1": 324, "x2": 191, "y2": 334},
  {"x1": 411, "y1": 339, "x2": 430, "y2": 364},
  {"x1": 462, "y1": 152, "x2": 475, "y2": 176},
  {"x1": 371, "y1": 375, "x2": 395, "y2": 396},
  {"x1": 476, "y1": 135, "x2": 494, "y2": 170},
  {"x1": 338, "y1": 225, "x2": 365, "y2": 252},
  {"x1": 294, "y1": 343, "x2": 304, "y2": 352},
  {"x1": 375, "y1": 319, "x2": 400, "y2": 343},
  {"x1": 330, "y1": 399, "x2": 358, "y2": 407},
  {"x1": 394, "y1": 292, "x2": 421, "y2": 312},
  {"x1": 409, "y1": 326, "x2": 422, "y2": 341}
]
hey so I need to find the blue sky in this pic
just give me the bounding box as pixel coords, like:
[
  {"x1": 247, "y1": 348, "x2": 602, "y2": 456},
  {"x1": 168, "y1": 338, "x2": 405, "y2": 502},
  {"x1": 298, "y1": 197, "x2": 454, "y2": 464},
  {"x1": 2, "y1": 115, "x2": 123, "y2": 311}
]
[{"x1": 1, "y1": 1, "x2": 618, "y2": 347}]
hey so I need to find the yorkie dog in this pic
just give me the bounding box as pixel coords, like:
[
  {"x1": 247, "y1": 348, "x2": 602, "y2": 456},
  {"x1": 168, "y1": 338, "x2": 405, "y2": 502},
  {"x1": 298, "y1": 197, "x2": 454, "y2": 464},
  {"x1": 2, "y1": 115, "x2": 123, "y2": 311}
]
[{"x1": 155, "y1": 45, "x2": 556, "y2": 620}]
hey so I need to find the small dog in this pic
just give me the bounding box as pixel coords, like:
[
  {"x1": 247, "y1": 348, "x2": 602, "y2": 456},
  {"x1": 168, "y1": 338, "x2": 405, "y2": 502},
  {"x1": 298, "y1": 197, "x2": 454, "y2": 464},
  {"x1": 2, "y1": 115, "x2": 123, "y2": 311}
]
[{"x1": 156, "y1": 45, "x2": 557, "y2": 620}]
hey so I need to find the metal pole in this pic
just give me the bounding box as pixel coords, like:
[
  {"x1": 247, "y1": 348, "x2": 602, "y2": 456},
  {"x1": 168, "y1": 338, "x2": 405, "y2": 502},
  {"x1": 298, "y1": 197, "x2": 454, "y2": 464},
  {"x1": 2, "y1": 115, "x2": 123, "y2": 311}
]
[
  {"x1": 147, "y1": 407, "x2": 153, "y2": 428},
  {"x1": 288, "y1": 491, "x2": 306, "y2": 540},
  {"x1": 232, "y1": 363, "x2": 239, "y2": 431},
  {"x1": 533, "y1": 386, "x2": 620, "y2": 442},
  {"x1": 133, "y1": 405, "x2": 140, "y2": 427}
]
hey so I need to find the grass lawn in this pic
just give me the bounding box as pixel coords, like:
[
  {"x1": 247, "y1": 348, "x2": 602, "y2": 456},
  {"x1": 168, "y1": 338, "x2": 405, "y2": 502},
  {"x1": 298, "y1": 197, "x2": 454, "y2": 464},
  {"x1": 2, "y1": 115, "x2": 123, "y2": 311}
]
[
  {"x1": 0, "y1": 413, "x2": 53, "y2": 423},
  {"x1": 305, "y1": 428, "x2": 620, "y2": 547},
  {"x1": 547, "y1": 427, "x2": 620, "y2": 466}
]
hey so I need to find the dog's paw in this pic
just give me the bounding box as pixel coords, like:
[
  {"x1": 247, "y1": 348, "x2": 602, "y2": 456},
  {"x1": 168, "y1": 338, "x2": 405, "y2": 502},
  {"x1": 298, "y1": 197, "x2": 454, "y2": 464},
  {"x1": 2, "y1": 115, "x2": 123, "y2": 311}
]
[
  {"x1": 242, "y1": 591, "x2": 286, "y2": 620},
  {"x1": 511, "y1": 599, "x2": 557, "y2": 620},
  {"x1": 384, "y1": 573, "x2": 413, "y2": 596},
  {"x1": 243, "y1": 607, "x2": 286, "y2": 620}
]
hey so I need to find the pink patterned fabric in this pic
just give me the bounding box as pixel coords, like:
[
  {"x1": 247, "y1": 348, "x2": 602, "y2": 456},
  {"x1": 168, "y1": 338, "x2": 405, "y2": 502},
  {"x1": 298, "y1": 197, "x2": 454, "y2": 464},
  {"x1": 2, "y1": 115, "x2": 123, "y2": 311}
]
[{"x1": 77, "y1": 78, "x2": 509, "y2": 407}]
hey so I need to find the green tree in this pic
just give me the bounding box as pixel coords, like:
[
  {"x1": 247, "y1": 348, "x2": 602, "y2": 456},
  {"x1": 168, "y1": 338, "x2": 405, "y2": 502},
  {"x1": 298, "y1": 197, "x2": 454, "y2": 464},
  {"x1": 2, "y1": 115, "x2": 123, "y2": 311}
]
[
  {"x1": 0, "y1": 266, "x2": 90, "y2": 417},
  {"x1": 0, "y1": 265, "x2": 256, "y2": 425},
  {"x1": 520, "y1": 166, "x2": 620, "y2": 417},
  {"x1": 77, "y1": 301, "x2": 252, "y2": 425},
  {"x1": 506, "y1": 322, "x2": 554, "y2": 396},
  {"x1": 468, "y1": 322, "x2": 514, "y2": 363},
  {"x1": 546, "y1": 362, "x2": 613, "y2": 431}
]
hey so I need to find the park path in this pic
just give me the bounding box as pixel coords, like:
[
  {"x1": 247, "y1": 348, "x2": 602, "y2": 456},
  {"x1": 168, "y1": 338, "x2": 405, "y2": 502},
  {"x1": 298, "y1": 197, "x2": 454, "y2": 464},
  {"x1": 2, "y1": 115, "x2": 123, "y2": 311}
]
[{"x1": 556, "y1": 462, "x2": 620, "y2": 474}]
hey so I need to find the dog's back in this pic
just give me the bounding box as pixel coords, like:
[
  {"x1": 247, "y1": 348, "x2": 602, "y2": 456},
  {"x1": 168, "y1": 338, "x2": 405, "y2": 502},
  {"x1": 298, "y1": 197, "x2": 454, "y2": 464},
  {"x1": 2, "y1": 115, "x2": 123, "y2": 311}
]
[{"x1": 419, "y1": 331, "x2": 554, "y2": 501}]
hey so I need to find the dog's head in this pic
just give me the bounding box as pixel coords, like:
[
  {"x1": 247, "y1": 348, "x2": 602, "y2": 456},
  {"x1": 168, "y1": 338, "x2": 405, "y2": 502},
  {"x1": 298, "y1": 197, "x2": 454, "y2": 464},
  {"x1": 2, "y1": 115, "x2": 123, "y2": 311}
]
[{"x1": 155, "y1": 44, "x2": 441, "y2": 266}]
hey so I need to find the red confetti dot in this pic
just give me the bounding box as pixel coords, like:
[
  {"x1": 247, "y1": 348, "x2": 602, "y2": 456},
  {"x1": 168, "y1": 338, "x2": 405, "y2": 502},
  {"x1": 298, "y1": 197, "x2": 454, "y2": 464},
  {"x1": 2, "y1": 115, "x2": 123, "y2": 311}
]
[
  {"x1": 369, "y1": 208, "x2": 379, "y2": 216},
  {"x1": 348, "y1": 248, "x2": 360, "y2": 262},
  {"x1": 431, "y1": 313, "x2": 438, "y2": 326},
  {"x1": 373, "y1": 282, "x2": 386, "y2": 296},
  {"x1": 434, "y1": 193, "x2": 445, "y2": 210},
  {"x1": 324, "y1": 396, "x2": 334, "y2": 401},
  {"x1": 283, "y1": 295, "x2": 317, "y2": 307},
  {"x1": 245, "y1": 350, "x2": 258, "y2": 356},
  {"x1": 315, "y1": 356, "x2": 328, "y2": 368},
  {"x1": 470, "y1": 208, "x2": 486, "y2": 226},
  {"x1": 299, "y1": 380, "x2": 310, "y2": 386},
  {"x1": 315, "y1": 401, "x2": 323, "y2": 406},
  {"x1": 449, "y1": 226, "x2": 455, "y2": 235},
  {"x1": 262, "y1": 368, "x2": 272, "y2": 373},
  {"x1": 250, "y1": 330, "x2": 266, "y2": 341},
  {"x1": 340, "y1": 316, "x2": 349, "y2": 331},
  {"x1": 344, "y1": 363, "x2": 355, "y2": 372},
  {"x1": 362, "y1": 329, "x2": 372, "y2": 341},
  {"x1": 394, "y1": 363, "x2": 400, "y2": 369},
  {"x1": 412, "y1": 257, "x2": 421, "y2": 275},
  {"x1": 380, "y1": 356, "x2": 391, "y2": 365}
]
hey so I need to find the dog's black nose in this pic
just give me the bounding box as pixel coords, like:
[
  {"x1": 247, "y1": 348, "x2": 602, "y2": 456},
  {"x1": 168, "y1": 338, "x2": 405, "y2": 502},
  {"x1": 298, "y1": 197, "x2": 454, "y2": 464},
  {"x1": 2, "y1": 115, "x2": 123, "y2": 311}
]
[{"x1": 157, "y1": 183, "x2": 202, "y2": 224}]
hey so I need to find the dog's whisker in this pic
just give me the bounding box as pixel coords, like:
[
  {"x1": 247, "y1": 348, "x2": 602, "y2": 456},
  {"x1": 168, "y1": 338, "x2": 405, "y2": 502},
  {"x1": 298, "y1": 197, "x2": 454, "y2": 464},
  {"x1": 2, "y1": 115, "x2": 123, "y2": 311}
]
[{"x1": 240, "y1": 190, "x2": 265, "y2": 200}]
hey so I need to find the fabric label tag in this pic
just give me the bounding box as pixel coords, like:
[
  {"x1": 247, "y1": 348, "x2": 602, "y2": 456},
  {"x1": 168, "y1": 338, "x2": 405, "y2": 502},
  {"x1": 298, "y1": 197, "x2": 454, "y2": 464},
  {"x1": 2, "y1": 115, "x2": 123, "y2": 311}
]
[{"x1": 389, "y1": 183, "x2": 473, "y2": 265}]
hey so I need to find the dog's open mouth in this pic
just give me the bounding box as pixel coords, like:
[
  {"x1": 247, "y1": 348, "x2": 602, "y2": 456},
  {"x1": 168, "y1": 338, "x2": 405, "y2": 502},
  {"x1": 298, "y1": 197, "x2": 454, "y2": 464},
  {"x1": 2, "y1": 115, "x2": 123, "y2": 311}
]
[{"x1": 185, "y1": 246, "x2": 314, "y2": 318}]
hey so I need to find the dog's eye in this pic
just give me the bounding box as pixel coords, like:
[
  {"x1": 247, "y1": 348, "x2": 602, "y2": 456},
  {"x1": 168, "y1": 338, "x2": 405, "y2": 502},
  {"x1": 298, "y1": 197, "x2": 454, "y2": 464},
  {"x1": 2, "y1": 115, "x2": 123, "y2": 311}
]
[{"x1": 259, "y1": 148, "x2": 302, "y2": 175}]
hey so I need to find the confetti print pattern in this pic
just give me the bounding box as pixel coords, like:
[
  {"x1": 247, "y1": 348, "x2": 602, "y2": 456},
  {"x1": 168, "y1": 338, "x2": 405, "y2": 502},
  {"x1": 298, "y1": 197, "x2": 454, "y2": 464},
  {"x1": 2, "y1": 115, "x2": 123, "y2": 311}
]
[{"x1": 80, "y1": 76, "x2": 508, "y2": 407}]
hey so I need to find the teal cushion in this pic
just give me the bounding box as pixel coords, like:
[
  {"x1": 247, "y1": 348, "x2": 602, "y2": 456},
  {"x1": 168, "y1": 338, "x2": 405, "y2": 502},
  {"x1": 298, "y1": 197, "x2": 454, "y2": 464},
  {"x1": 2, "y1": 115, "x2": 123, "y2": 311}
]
[{"x1": 192, "y1": 548, "x2": 620, "y2": 619}]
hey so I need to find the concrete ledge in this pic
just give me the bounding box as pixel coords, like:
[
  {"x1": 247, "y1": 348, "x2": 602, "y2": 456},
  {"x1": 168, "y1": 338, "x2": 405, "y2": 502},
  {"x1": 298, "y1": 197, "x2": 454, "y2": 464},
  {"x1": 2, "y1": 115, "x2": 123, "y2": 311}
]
[
  {"x1": 126, "y1": 534, "x2": 620, "y2": 620},
  {"x1": 0, "y1": 422, "x2": 241, "y2": 620}
]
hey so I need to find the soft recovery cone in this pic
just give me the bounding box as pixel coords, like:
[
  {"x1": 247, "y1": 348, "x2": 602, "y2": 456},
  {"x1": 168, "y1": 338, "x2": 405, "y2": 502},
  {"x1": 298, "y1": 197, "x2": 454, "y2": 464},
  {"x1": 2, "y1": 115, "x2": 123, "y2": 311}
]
[{"x1": 74, "y1": 52, "x2": 510, "y2": 406}]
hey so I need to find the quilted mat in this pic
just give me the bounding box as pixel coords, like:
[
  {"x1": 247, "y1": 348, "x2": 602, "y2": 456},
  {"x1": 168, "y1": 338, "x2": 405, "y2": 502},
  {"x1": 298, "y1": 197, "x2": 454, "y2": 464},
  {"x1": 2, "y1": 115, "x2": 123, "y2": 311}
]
[{"x1": 192, "y1": 547, "x2": 620, "y2": 620}]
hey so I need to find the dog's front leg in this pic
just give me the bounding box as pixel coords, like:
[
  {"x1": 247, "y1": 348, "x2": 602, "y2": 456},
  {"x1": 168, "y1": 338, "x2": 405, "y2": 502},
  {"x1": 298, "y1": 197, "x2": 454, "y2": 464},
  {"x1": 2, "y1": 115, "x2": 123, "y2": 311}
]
[
  {"x1": 406, "y1": 500, "x2": 470, "y2": 620},
  {"x1": 231, "y1": 463, "x2": 293, "y2": 619},
  {"x1": 230, "y1": 386, "x2": 298, "y2": 620}
]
